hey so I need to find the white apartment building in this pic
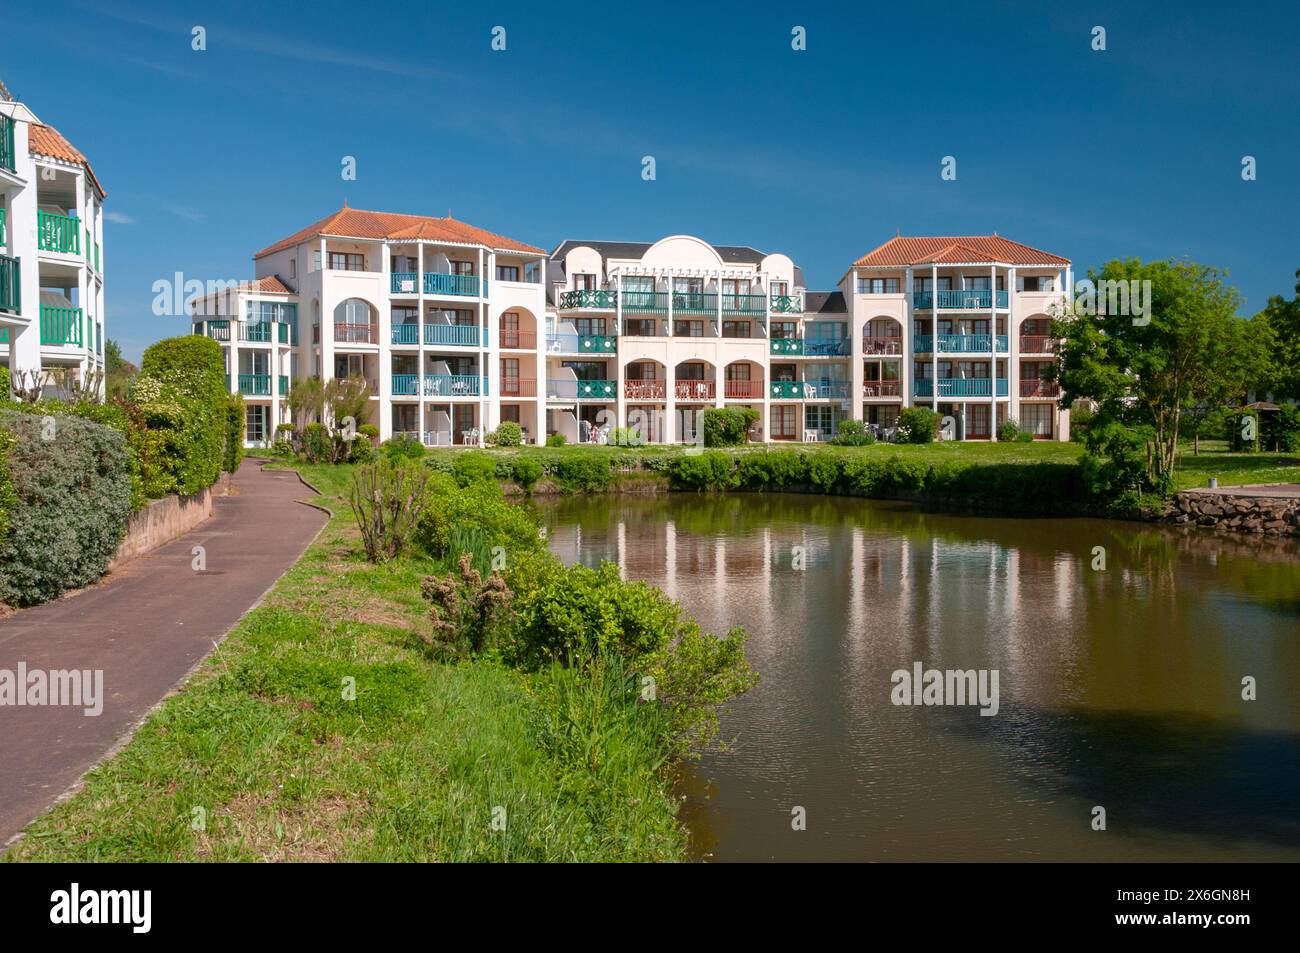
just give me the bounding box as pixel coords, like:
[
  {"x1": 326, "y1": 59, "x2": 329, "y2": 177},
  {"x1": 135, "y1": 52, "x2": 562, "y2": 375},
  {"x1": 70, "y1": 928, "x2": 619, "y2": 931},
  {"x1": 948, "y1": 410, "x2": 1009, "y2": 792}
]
[
  {"x1": 199, "y1": 210, "x2": 1071, "y2": 447},
  {"x1": 0, "y1": 79, "x2": 107, "y2": 394},
  {"x1": 191, "y1": 206, "x2": 548, "y2": 445},
  {"x1": 843, "y1": 235, "x2": 1072, "y2": 440}
]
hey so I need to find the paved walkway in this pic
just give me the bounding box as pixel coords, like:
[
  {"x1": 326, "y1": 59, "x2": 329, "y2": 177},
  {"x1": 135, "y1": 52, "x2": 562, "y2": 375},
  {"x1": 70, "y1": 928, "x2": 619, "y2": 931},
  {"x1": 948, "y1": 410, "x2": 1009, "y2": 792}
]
[
  {"x1": 0, "y1": 460, "x2": 327, "y2": 846},
  {"x1": 1184, "y1": 483, "x2": 1300, "y2": 498}
]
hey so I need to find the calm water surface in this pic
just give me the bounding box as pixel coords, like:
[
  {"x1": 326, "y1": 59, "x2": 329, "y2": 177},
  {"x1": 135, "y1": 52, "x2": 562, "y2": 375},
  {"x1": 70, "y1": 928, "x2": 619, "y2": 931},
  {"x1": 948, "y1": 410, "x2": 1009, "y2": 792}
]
[{"x1": 539, "y1": 492, "x2": 1300, "y2": 862}]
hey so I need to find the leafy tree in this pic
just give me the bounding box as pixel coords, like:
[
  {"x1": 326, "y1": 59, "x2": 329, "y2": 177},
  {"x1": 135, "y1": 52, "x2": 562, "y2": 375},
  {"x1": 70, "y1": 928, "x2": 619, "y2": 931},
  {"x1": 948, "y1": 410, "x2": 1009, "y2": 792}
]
[
  {"x1": 104, "y1": 338, "x2": 138, "y2": 399},
  {"x1": 1053, "y1": 258, "x2": 1268, "y2": 491},
  {"x1": 1253, "y1": 268, "x2": 1300, "y2": 400}
]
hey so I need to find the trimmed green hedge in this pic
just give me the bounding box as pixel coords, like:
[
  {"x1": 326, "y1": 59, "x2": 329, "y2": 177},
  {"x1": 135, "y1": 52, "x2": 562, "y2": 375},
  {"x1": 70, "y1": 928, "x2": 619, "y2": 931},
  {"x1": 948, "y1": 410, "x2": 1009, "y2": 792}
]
[
  {"x1": 668, "y1": 449, "x2": 1084, "y2": 512},
  {"x1": 0, "y1": 410, "x2": 133, "y2": 606}
]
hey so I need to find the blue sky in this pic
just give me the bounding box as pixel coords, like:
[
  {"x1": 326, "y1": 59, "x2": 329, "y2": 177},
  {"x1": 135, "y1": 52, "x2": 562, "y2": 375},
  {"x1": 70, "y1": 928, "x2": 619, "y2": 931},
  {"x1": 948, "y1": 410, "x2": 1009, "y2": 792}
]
[{"x1": 5, "y1": 0, "x2": 1298, "y2": 362}]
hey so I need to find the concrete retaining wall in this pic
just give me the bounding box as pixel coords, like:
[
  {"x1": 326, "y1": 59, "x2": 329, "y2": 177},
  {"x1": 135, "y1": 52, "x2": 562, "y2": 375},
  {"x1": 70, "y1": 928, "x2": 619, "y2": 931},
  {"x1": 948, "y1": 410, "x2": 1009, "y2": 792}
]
[
  {"x1": 1166, "y1": 489, "x2": 1300, "y2": 537},
  {"x1": 109, "y1": 488, "x2": 213, "y2": 569}
]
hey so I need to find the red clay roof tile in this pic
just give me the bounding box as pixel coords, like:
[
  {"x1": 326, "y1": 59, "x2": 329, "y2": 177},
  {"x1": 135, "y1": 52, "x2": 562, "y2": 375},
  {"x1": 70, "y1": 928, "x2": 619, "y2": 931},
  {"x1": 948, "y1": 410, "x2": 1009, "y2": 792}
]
[
  {"x1": 29, "y1": 123, "x2": 106, "y2": 198},
  {"x1": 254, "y1": 207, "x2": 545, "y2": 259},
  {"x1": 854, "y1": 235, "x2": 1069, "y2": 267}
]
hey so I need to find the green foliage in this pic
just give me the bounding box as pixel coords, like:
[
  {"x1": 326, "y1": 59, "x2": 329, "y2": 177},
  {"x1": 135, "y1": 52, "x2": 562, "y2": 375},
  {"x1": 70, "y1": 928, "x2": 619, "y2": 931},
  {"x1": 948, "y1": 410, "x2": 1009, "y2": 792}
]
[
  {"x1": 551, "y1": 455, "x2": 612, "y2": 492},
  {"x1": 669, "y1": 451, "x2": 739, "y2": 491},
  {"x1": 414, "y1": 473, "x2": 544, "y2": 563},
  {"x1": 897, "y1": 406, "x2": 939, "y2": 444},
  {"x1": 104, "y1": 338, "x2": 138, "y2": 399},
  {"x1": 381, "y1": 433, "x2": 425, "y2": 460},
  {"x1": 0, "y1": 427, "x2": 14, "y2": 548},
  {"x1": 0, "y1": 411, "x2": 133, "y2": 606},
  {"x1": 1265, "y1": 404, "x2": 1300, "y2": 452},
  {"x1": 506, "y1": 553, "x2": 758, "y2": 755},
  {"x1": 1253, "y1": 268, "x2": 1300, "y2": 401},
  {"x1": 546, "y1": 432, "x2": 567, "y2": 447},
  {"x1": 830, "y1": 419, "x2": 875, "y2": 446},
  {"x1": 492, "y1": 421, "x2": 523, "y2": 447},
  {"x1": 998, "y1": 418, "x2": 1021, "y2": 442},
  {"x1": 510, "y1": 455, "x2": 543, "y2": 492},
  {"x1": 452, "y1": 451, "x2": 498, "y2": 487},
  {"x1": 223, "y1": 394, "x2": 245, "y2": 473},
  {"x1": 421, "y1": 553, "x2": 514, "y2": 659},
  {"x1": 131, "y1": 335, "x2": 227, "y2": 496},
  {"x1": 701, "y1": 406, "x2": 760, "y2": 447},
  {"x1": 1068, "y1": 403, "x2": 1094, "y2": 443},
  {"x1": 1016, "y1": 431, "x2": 1035, "y2": 443},
  {"x1": 348, "y1": 460, "x2": 432, "y2": 562}
]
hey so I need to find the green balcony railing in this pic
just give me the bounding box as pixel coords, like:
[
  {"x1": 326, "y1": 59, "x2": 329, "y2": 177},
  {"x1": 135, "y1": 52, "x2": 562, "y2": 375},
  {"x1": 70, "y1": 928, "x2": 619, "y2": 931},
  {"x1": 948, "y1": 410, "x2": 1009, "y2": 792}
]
[
  {"x1": 0, "y1": 208, "x2": 6, "y2": 247},
  {"x1": 621, "y1": 290, "x2": 668, "y2": 313},
  {"x1": 721, "y1": 293, "x2": 766, "y2": 315},
  {"x1": 0, "y1": 254, "x2": 18, "y2": 315},
  {"x1": 95, "y1": 243, "x2": 100, "y2": 273},
  {"x1": 390, "y1": 272, "x2": 418, "y2": 294},
  {"x1": 40, "y1": 306, "x2": 83, "y2": 346},
  {"x1": 0, "y1": 327, "x2": 8, "y2": 342},
  {"x1": 912, "y1": 289, "x2": 1010, "y2": 310},
  {"x1": 769, "y1": 293, "x2": 803, "y2": 314},
  {"x1": 241, "y1": 321, "x2": 272, "y2": 343},
  {"x1": 391, "y1": 373, "x2": 419, "y2": 396},
  {"x1": 38, "y1": 211, "x2": 81, "y2": 254},
  {"x1": 559, "y1": 289, "x2": 618, "y2": 310},
  {"x1": 279, "y1": 375, "x2": 290, "y2": 394},
  {"x1": 424, "y1": 324, "x2": 484, "y2": 347},
  {"x1": 770, "y1": 381, "x2": 804, "y2": 399},
  {"x1": 770, "y1": 337, "x2": 803, "y2": 356},
  {"x1": 423, "y1": 373, "x2": 484, "y2": 397},
  {"x1": 913, "y1": 378, "x2": 1009, "y2": 398},
  {"x1": 546, "y1": 333, "x2": 616, "y2": 354},
  {"x1": 547, "y1": 378, "x2": 616, "y2": 400},
  {"x1": 424, "y1": 272, "x2": 480, "y2": 297},
  {"x1": 277, "y1": 321, "x2": 296, "y2": 345},
  {"x1": 202, "y1": 319, "x2": 231, "y2": 341},
  {"x1": 0, "y1": 115, "x2": 14, "y2": 173},
  {"x1": 392, "y1": 323, "x2": 419, "y2": 345},
  {"x1": 671, "y1": 292, "x2": 715, "y2": 315},
  {"x1": 238, "y1": 374, "x2": 272, "y2": 396}
]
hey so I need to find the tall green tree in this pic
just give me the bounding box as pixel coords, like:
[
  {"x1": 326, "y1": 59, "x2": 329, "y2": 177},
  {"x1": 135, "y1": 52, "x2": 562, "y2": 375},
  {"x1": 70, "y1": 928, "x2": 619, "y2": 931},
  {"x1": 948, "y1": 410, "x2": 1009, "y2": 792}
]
[
  {"x1": 104, "y1": 338, "x2": 138, "y2": 399},
  {"x1": 1054, "y1": 258, "x2": 1267, "y2": 492},
  {"x1": 1253, "y1": 268, "x2": 1300, "y2": 400}
]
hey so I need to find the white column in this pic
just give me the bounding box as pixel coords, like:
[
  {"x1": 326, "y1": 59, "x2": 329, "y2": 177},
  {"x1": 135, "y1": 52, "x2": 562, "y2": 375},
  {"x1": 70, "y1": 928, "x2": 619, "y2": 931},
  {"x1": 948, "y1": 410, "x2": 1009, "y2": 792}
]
[
  {"x1": 903, "y1": 266, "x2": 914, "y2": 412},
  {"x1": 1008, "y1": 266, "x2": 1019, "y2": 426},
  {"x1": 991, "y1": 263, "x2": 998, "y2": 437},
  {"x1": 850, "y1": 272, "x2": 864, "y2": 423},
  {"x1": 930, "y1": 264, "x2": 938, "y2": 413}
]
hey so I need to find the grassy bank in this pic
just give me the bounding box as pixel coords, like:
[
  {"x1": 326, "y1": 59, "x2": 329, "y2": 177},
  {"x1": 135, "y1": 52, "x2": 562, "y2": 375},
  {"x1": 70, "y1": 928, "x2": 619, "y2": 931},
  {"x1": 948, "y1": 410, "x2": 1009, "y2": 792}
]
[{"x1": 5, "y1": 463, "x2": 689, "y2": 862}]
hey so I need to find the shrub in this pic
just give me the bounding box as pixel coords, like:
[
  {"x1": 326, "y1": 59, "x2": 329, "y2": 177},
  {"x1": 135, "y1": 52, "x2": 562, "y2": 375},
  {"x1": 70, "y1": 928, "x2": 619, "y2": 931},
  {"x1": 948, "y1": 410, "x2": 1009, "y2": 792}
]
[
  {"x1": 552, "y1": 455, "x2": 611, "y2": 492},
  {"x1": 701, "y1": 407, "x2": 759, "y2": 447},
  {"x1": 414, "y1": 473, "x2": 544, "y2": 563},
  {"x1": 546, "y1": 432, "x2": 567, "y2": 447},
  {"x1": 0, "y1": 411, "x2": 133, "y2": 606},
  {"x1": 669, "y1": 451, "x2": 738, "y2": 490},
  {"x1": 1068, "y1": 403, "x2": 1094, "y2": 443},
  {"x1": 511, "y1": 455, "x2": 543, "y2": 492},
  {"x1": 998, "y1": 418, "x2": 1021, "y2": 442},
  {"x1": 805, "y1": 452, "x2": 842, "y2": 490},
  {"x1": 830, "y1": 419, "x2": 875, "y2": 446},
  {"x1": 897, "y1": 406, "x2": 939, "y2": 444},
  {"x1": 452, "y1": 451, "x2": 498, "y2": 487},
  {"x1": 348, "y1": 460, "x2": 432, "y2": 562},
  {"x1": 735, "y1": 449, "x2": 806, "y2": 489},
  {"x1": 492, "y1": 421, "x2": 522, "y2": 447},
  {"x1": 223, "y1": 394, "x2": 245, "y2": 473},
  {"x1": 131, "y1": 335, "x2": 227, "y2": 496},
  {"x1": 506, "y1": 554, "x2": 758, "y2": 754},
  {"x1": 1265, "y1": 404, "x2": 1300, "y2": 452},
  {"x1": 421, "y1": 553, "x2": 515, "y2": 658},
  {"x1": 381, "y1": 433, "x2": 425, "y2": 460},
  {"x1": 1016, "y1": 431, "x2": 1035, "y2": 443},
  {"x1": 610, "y1": 426, "x2": 644, "y2": 447}
]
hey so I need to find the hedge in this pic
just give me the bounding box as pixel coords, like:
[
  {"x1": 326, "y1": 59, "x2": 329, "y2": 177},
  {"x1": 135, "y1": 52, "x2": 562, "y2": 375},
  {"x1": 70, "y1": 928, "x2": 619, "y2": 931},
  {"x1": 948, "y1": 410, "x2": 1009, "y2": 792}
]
[
  {"x1": 0, "y1": 410, "x2": 133, "y2": 606},
  {"x1": 129, "y1": 335, "x2": 228, "y2": 496},
  {"x1": 667, "y1": 449, "x2": 1085, "y2": 512}
]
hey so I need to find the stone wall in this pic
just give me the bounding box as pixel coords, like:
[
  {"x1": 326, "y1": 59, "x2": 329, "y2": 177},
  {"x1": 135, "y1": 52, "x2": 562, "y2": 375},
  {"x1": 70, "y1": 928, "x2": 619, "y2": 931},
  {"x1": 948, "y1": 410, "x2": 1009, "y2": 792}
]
[
  {"x1": 109, "y1": 488, "x2": 214, "y2": 570},
  {"x1": 1165, "y1": 490, "x2": 1300, "y2": 537}
]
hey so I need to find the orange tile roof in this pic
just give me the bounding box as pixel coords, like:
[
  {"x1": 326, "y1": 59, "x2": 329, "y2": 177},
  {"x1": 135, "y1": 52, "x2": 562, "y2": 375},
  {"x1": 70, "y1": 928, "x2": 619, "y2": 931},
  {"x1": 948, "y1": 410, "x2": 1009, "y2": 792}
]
[
  {"x1": 242, "y1": 276, "x2": 294, "y2": 294},
  {"x1": 254, "y1": 207, "x2": 545, "y2": 259},
  {"x1": 29, "y1": 123, "x2": 106, "y2": 199},
  {"x1": 854, "y1": 235, "x2": 1069, "y2": 267}
]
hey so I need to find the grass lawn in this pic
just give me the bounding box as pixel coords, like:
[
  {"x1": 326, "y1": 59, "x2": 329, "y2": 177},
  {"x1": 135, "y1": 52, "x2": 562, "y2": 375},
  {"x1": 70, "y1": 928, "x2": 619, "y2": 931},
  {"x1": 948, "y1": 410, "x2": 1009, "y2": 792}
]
[{"x1": 5, "y1": 463, "x2": 685, "y2": 862}]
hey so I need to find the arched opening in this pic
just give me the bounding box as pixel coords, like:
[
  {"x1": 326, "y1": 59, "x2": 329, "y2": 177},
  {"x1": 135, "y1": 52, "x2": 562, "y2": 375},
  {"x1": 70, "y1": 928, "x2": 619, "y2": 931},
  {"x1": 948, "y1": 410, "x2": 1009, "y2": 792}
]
[
  {"x1": 333, "y1": 297, "x2": 376, "y2": 344},
  {"x1": 723, "y1": 359, "x2": 764, "y2": 400}
]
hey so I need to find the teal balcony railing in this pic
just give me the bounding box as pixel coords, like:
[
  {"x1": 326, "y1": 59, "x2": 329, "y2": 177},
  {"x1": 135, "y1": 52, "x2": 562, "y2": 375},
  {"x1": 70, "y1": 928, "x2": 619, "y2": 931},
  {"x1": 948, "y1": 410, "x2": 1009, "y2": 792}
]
[
  {"x1": 803, "y1": 380, "x2": 850, "y2": 399},
  {"x1": 392, "y1": 323, "x2": 419, "y2": 345},
  {"x1": 38, "y1": 211, "x2": 81, "y2": 254},
  {"x1": 240, "y1": 321, "x2": 272, "y2": 343},
  {"x1": 912, "y1": 289, "x2": 1010, "y2": 309},
  {"x1": 390, "y1": 272, "x2": 418, "y2": 294},
  {"x1": 201, "y1": 319, "x2": 232, "y2": 341},
  {"x1": 621, "y1": 291, "x2": 668, "y2": 313},
  {"x1": 721, "y1": 294, "x2": 766, "y2": 315},
  {"x1": 423, "y1": 373, "x2": 484, "y2": 397},
  {"x1": 0, "y1": 253, "x2": 19, "y2": 315},
  {"x1": 770, "y1": 381, "x2": 804, "y2": 399},
  {"x1": 424, "y1": 324, "x2": 484, "y2": 347},
  {"x1": 0, "y1": 115, "x2": 14, "y2": 173},
  {"x1": 671, "y1": 292, "x2": 715, "y2": 315},
  {"x1": 277, "y1": 321, "x2": 297, "y2": 345},
  {"x1": 803, "y1": 337, "x2": 850, "y2": 357},
  {"x1": 915, "y1": 334, "x2": 1011, "y2": 353},
  {"x1": 392, "y1": 373, "x2": 419, "y2": 396},
  {"x1": 0, "y1": 208, "x2": 6, "y2": 247},
  {"x1": 424, "y1": 272, "x2": 480, "y2": 297},
  {"x1": 559, "y1": 289, "x2": 617, "y2": 310},
  {"x1": 40, "y1": 305, "x2": 83, "y2": 345},
  {"x1": 913, "y1": 378, "x2": 1009, "y2": 398},
  {"x1": 279, "y1": 375, "x2": 290, "y2": 394},
  {"x1": 770, "y1": 337, "x2": 803, "y2": 355},
  {"x1": 237, "y1": 374, "x2": 271, "y2": 396},
  {"x1": 548, "y1": 378, "x2": 616, "y2": 400},
  {"x1": 769, "y1": 293, "x2": 803, "y2": 314},
  {"x1": 546, "y1": 333, "x2": 616, "y2": 354}
]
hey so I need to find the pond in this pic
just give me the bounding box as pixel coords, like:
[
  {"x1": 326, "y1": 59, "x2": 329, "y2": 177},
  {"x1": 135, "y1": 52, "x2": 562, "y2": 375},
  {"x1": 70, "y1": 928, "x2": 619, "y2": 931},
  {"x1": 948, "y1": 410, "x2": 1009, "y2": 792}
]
[{"x1": 539, "y1": 492, "x2": 1300, "y2": 861}]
